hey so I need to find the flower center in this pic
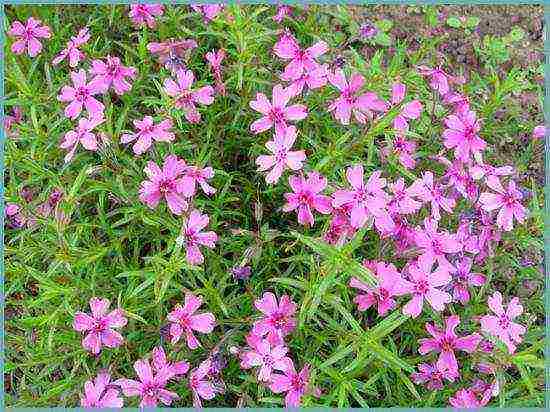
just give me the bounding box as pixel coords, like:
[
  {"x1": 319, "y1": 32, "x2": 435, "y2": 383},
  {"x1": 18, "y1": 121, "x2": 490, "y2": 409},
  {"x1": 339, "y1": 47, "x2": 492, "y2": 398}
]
[
  {"x1": 158, "y1": 179, "x2": 175, "y2": 194},
  {"x1": 440, "y1": 337, "x2": 455, "y2": 352},
  {"x1": 298, "y1": 191, "x2": 314, "y2": 205},
  {"x1": 269, "y1": 107, "x2": 285, "y2": 123},
  {"x1": 498, "y1": 315, "x2": 511, "y2": 329},
  {"x1": 270, "y1": 312, "x2": 287, "y2": 330},
  {"x1": 415, "y1": 279, "x2": 429, "y2": 294},
  {"x1": 76, "y1": 86, "x2": 89, "y2": 100},
  {"x1": 275, "y1": 149, "x2": 287, "y2": 163}
]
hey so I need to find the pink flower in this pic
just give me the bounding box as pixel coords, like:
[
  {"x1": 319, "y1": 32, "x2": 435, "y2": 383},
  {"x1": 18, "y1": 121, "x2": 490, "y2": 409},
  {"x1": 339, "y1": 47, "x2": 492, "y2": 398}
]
[
  {"x1": 151, "y1": 346, "x2": 190, "y2": 381},
  {"x1": 443, "y1": 110, "x2": 486, "y2": 162},
  {"x1": 269, "y1": 359, "x2": 310, "y2": 407},
  {"x1": 167, "y1": 293, "x2": 216, "y2": 349},
  {"x1": 188, "y1": 358, "x2": 218, "y2": 407},
  {"x1": 80, "y1": 371, "x2": 123, "y2": 407},
  {"x1": 383, "y1": 136, "x2": 417, "y2": 169},
  {"x1": 181, "y1": 164, "x2": 216, "y2": 197},
  {"x1": 163, "y1": 69, "x2": 215, "y2": 123},
  {"x1": 450, "y1": 257, "x2": 486, "y2": 304},
  {"x1": 52, "y1": 27, "x2": 90, "y2": 67},
  {"x1": 240, "y1": 333, "x2": 291, "y2": 381},
  {"x1": 129, "y1": 4, "x2": 164, "y2": 28},
  {"x1": 57, "y1": 70, "x2": 106, "y2": 119},
  {"x1": 532, "y1": 125, "x2": 545, "y2": 139},
  {"x1": 283, "y1": 63, "x2": 328, "y2": 96},
  {"x1": 282, "y1": 172, "x2": 332, "y2": 227},
  {"x1": 393, "y1": 100, "x2": 422, "y2": 135},
  {"x1": 418, "y1": 66, "x2": 450, "y2": 95},
  {"x1": 387, "y1": 178, "x2": 425, "y2": 215},
  {"x1": 480, "y1": 291, "x2": 526, "y2": 354},
  {"x1": 4, "y1": 106, "x2": 24, "y2": 137},
  {"x1": 449, "y1": 388, "x2": 482, "y2": 408},
  {"x1": 323, "y1": 204, "x2": 356, "y2": 246},
  {"x1": 332, "y1": 165, "x2": 393, "y2": 232},
  {"x1": 414, "y1": 218, "x2": 462, "y2": 271},
  {"x1": 443, "y1": 91, "x2": 470, "y2": 114},
  {"x1": 394, "y1": 254, "x2": 452, "y2": 318},
  {"x1": 114, "y1": 359, "x2": 178, "y2": 407},
  {"x1": 148, "y1": 39, "x2": 197, "y2": 73},
  {"x1": 416, "y1": 172, "x2": 456, "y2": 220},
  {"x1": 177, "y1": 210, "x2": 218, "y2": 265},
  {"x1": 419, "y1": 315, "x2": 482, "y2": 380},
  {"x1": 73, "y1": 297, "x2": 127, "y2": 355},
  {"x1": 478, "y1": 179, "x2": 527, "y2": 232},
  {"x1": 273, "y1": 32, "x2": 328, "y2": 81},
  {"x1": 90, "y1": 56, "x2": 137, "y2": 96},
  {"x1": 349, "y1": 261, "x2": 403, "y2": 316},
  {"x1": 252, "y1": 292, "x2": 297, "y2": 344},
  {"x1": 8, "y1": 17, "x2": 51, "y2": 57},
  {"x1": 139, "y1": 155, "x2": 190, "y2": 215},
  {"x1": 256, "y1": 125, "x2": 306, "y2": 184},
  {"x1": 60, "y1": 115, "x2": 104, "y2": 163},
  {"x1": 469, "y1": 159, "x2": 514, "y2": 187},
  {"x1": 328, "y1": 69, "x2": 388, "y2": 125},
  {"x1": 205, "y1": 49, "x2": 226, "y2": 95},
  {"x1": 191, "y1": 4, "x2": 224, "y2": 22},
  {"x1": 411, "y1": 363, "x2": 448, "y2": 391},
  {"x1": 249, "y1": 84, "x2": 308, "y2": 135},
  {"x1": 121, "y1": 116, "x2": 175, "y2": 155},
  {"x1": 273, "y1": 5, "x2": 294, "y2": 23}
]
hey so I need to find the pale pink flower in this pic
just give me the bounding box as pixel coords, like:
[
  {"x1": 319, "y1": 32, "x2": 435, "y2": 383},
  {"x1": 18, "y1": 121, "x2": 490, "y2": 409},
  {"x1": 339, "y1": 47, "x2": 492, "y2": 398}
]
[
  {"x1": 240, "y1": 333, "x2": 291, "y2": 382},
  {"x1": 479, "y1": 179, "x2": 527, "y2": 231},
  {"x1": 443, "y1": 110, "x2": 486, "y2": 162},
  {"x1": 73, "y1": 297, "x2": 127, "y2": 355},
  {"x1": 167, "y1": 293, "x2": 216, "y2": 349},
  {"x1": 80, "y1": 371, "x2": 123, "y2": 407},
  {"x1": 532, "y1": 125, "x2": 545, "y2": 139},
  {"x1": 129, "y1": 4, "x2": 164, "y2": 28},
  {"x1": 419, "y1": 315, "x2": 482, "y2": 380},
  {"x1": 387, "y1": 178, "x2": 425, "y2": 215},
  {"x1": 252, "y1": 292, "x2": 297, "y2": 344},
  {"x1": 151, "y1": 346, "x2": 190, "y2": 381},
  {"x1": 273, "y1": 32, "x2": 328, "y2": 81},
  {"x1": 256, "y1": 125, "x2": 306, "y2": 184},
  {"x1": 282, "y1": 172, "x2": 332, "y2": 226},
  {"x1": 414, "y1": 218, "x2": 462, "y2": 271},
  {"x1": 121, "y1": 116, "x2": 175, "y2": 155},
  {"x1": 469, "y1": 159, "x2": 514, "y2": 187},
  {"x1": 443, "y1": 91, "x2": 470, "y2": 114},
  {"x1": 57, "y1": 70, "x2": 106, "y2": 119},
  {"x1": 416, "y1": 171, "x2": 456, "y2": 220},
  {"x1": 52, "y1": 27, "x2": 90, "y2": 67},
  {"x1": 383, "y1": 136, "x2": 417, "y2": 169},
  {"x1": 411, "y1": 363, "x2": 448, "y2": 391},
  {"x1": 323, "y1": 204, "x2": 356, "y2": 246},
  {"x1": 269, "y1": 359, "x2": 310, "y2": 407},
  {"x1": 188, "y1": 358, "x2": 218, "y2": 407},
  {"x1": 181, "y1": 164, "x2": 216, "y2": 197},
  {"x1": 393, "y1": 100, "x2": 422, "y2": 135},
  {"x1": 90, "y1": 56, "x2": 137, "y2": 96},
  {"x1": 450, "y1": 257, "x2": 486, "y2": 304},
  {"x1": 418, "y1": 66, "x2": 450, "y2": 95},
  {"x1": 148, "y1": 39, "x2": 198, "y2": 73},
  {"x1": 191, "y1": 4, "x2": 224, "y2": 22},
  {"x1": 283, "y1": 63, "x2": 328, "y2": 96},
  {"x1": 273, "y1": 5, "x2": 294, "y2": 23},
  {"x1": 177, "y1": 210, "x2": 218, "y2": 265},
  {"x1": 328, "y1": 69, "x2": 388, "y2": 125},
  {"x1": 480, "y1": 291, "x2": 526, "y2": 354},
  {"x1": 4, "y1": 106, "x2": 24, "y2": 137},
  {"x1": 139, "y1": 155, "x2": 190, "y2": 215},
  {"x1": 249, "y1": 84, "x2": 308, "y2": 135},
  {"x1": 8, "y1": 17, "x2": 51, "y2": 57},
  {"x1": 114, "y1": 359, "x2": 178, "y2": 407},
  {"x1": 163, "y1": 69, "x2": 214, "y2": 123},
  {"x1": 205, "y1": 49, "x2": 226, "y2": 95},
  {"x1": 448, "y1": 388, "x2": 482, "y2": 408},
  {"x1": 439, "y1": 157, "x2": 478, "y2": 201},
  {"x1": 60, "y1": 115, "x2": 104, "y2": 163}
]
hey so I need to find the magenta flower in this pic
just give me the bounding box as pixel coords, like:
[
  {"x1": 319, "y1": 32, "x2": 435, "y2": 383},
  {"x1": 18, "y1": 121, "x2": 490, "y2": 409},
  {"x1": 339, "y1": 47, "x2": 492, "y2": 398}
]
[
  {"x1": 469, "y1": 160, "x2": 514, "y2": 187},
  {"x1": 479, "y1": 179, "x2": 527, "y2": 232},
  {"x1": 151, "y1": 346, "x2": 190, "y2": 381},
  {"x1": 532, "y1": 125, "x2": 545, "y2": 139},
  {"x1": 8, "y1": 17, "x2": 51, "y2": 57},
  {"x1": 332, "y1": 165, "x2": 393, "y2": 232},
  {"x1": 240, "y1": 333, "x2": 291, "y2": 382},
  {"x1": 383, "y1": 136, "x2": 417, "y2": 169},
  {"x1": 60, "y1": 115, "x2": 104, "y2": 163},
  {"x1": 81, "y1": 371, "x2": 124, "y2": 407},
  {"x1": 448, "y1": 388, "x2": 483, "y2": 408},
  {"x1": 139, "y1": 155, "x2": 190, "y2": 215},
  {"x1": 252, "y1": 292, "x2": 297, "y2": 344},
  {"x1": 249, "y1": 84, "x2": 308, "y2": 135},
  {"x1": 416, "y1": 171, "x2": 456, "y2": 220},
  {"x1": 443, "y1": 110, "x2": 486, "y2": 162},
  {"x1": 349, "y1": 261, "x2": 403, "y2": 316},
  {"x1": 52, "y1": 27, "x2": 90, "y2": 67},
  {"x1": 181, "y1": 164, "x2": 217, "y2": 197},
  {"x1": 115, "y1": 359, "x2": 178, "y2": 407},
  {"x1": 273, "y1": 5, "x2": 294, "y2": 23},
  {"x1": 328, "y1": 69, "x2": 388, "y2": 125},
  {"x1": 282, "y1": 172, "x2": 332, "y2": 226},
  {"x1": 323, "y1": 204, "x2": 356, "y2": 246},
  {"x1": 167, "y1": 293, "x2": 216, "y2": 349},
  {"x1": 129, "y1": 4, "x2": 164, "y2": 28},
  {"x1": 148, "y1": 39, "x2": 197, "y2": 73},
  {"x1": 283, "y1": 63, "x2": 328, "y2": 96},
  {"x1": 393, "y1": 100, "x2": 422, "y2": 134},
  {"x1": 418, "y1": 66, "x2": 450, "y2": 95},
  {"x1": 414, "y1": 218, "x2": 462, "y2": 271},
  {"x1": 177, "y1": 210, "x2": 218, "y2": 265},
  {"x1": 411, "y1": 363, "x2": 448, "y2": 391},
  {"x1": 256, "y1": 125, "x2": 306, "y2": 184},
  {"x1": 419, "y1": 315, "x2": 482, "y2": 380},
  {"x1": 57, "y1": 70, "x2": 106, "y2": 119},
  {"x1": 90, "y1": 56, "x2": 137, "y2": 96},
  {"x1": 164, "y1": 69, "x2": 215, "y2": 123},
  {"x1": 273, "y1": 32, "x2": 328, "y2": 81},
  {"x1": 191, "y1": 4, "x2": 224, "y2": 22},
  {"x1": 480, "y1": 291, "x2": 526, "y2": 354},
  {"x1": 269, "y1": 359, "x2": 310, "y2": 407},
  {"x1": 387, "y1": 178, "x2": 425, "y2": 215},
  {"x1": 189, "y1": 358, "x2": 218, "y2": 407},
  {"x1": 121, "y1": 116, "x2": 174, "y2": 155},
  {"x1": 73, "y1": 297, "x2": 127, "y2": 355},
  {"x1": 4, "y1": 106, "x2": 23, "y2": 137},
  {"x1": 205, "y1": 49, "x2": 226, "y2": 95},
  {"x1": 450, "y1": 257, "x2": 486, "y2": 304},
  {"x1": 443, "y1": 91, "x2": 470, "y2": 114},
  {"x1": 394, "y1": 254, "x2": 452, "y2": 318}
]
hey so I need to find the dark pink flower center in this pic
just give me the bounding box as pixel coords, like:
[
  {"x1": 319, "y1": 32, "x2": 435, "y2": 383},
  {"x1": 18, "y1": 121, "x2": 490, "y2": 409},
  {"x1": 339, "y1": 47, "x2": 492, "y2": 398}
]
[
  {"x1": 378, "y1": 288, "x2": 390, "y2": 301},
  {"x1": 76, "y1": 86, "x2": 90, "y2": 100},
  {"x1": 353, "y1": 189, "x2": 368, "y2": 203},
  {"x1": 298, "y1": 191, "x2": 314, "y2": 205},
  {"x1": 270, "y1": 312, "x2": 288, "y2": 330},
  {"x1": 502, "y1": 192, "x2": 517, "y2": 207},
  {"x1": 415, "y1": 279, "x2": 429, "y2": 294},
  {"x1": 440, "y1": 337, "x2": 455, "y2": 352},
  {"x1": 431, "y1": 238, "x2": 444, "y2": 255},
  {"x1": 158, "y1": 179, "x2": 175, "y2": 194},
  {"x1": 290, "y1": 373, "x2": 306, "y2": 391},
  {"x1": 275, "y1": 149, "x2": 287, "y2": 163},
  {"x1": 498, "y1": 315, "x2": 511, "y2": 329},
  {"x1": 464, "y1": 126, "x2": 477, "y2": 141},
  {"x1": 262, "y1": 354, "x2": 274, "y2": 366},
  {"x1": 93, "y1": 318, "x2": 108, "y2": 332},
  {"x1": 269, "y1": 107, "x2": 285, "y2": 123},
  {"x1": 178, "y1": 313, "x2": 191, "y2": 329}
]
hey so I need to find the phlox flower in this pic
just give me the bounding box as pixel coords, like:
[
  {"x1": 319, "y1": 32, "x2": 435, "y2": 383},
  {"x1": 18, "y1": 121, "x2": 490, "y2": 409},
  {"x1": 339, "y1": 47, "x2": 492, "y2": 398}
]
[
  {"x1": 448, "y1": 388, "x2": 484, "y2": 408},
  {"x1": 115, "y1": 359, "x2": 178, "y2": 407},
  {"x1": 273, "y1": 5, "x2": 294, "y2": 23},
  {"x1": 323, "y1": 204, "x2": 356, "y2": 246},
  {"x1": 73, "y1": 297, "x2": 127, "y2": 355},
  {"x1": 4, "y1": 106, "x2": 24, "y2": 137},
  {"x1": 438, "y1": 157, "x2": 478, "y2": 201},
  {"x1": 167, "y1": 293, "x2": 216, "y2": 349},
  {"x1": 240, "y1": 333, "x2": 291, "y2": 382},
  {"x1": 189, "y1": 358, "x2": 219, "y2": 407},
  {"x1": 328, "y1": 69, "x2": 388, "y2": 125},
  {"x1": 386, "y1": 216, "x2": 416, "y2": 254},
  {"x1": 57, "y1": 69, "x2": 106, "y2": 119},
  {"x1": 80, "y1": 371, "x2": 123, "y2": 407},
  {"x1": 387, "y1": 178, "x2": 425, "y2": 215},
  {"x1": 471, "y1": 378, "x2": 499, "y2": 406},
  {"x1": 138, "y1": 155, "x2": 190, "y2": 215},
  {"x1": 390, "y1": 82, "x2": 422, "y2": 134},
  {"x1": 252, "y1": 292, "x2": 297, "y2": 344},
  {"x1": 532, "y1": 125, "x2": 545, "y2": 139},
  {"x1": 60, "y1": 115, "x2": 104, "y2": 163},
  {"x1": 191, "y1": 4, "x2": 224, "y2": 22},
  {"x1": 151, "y1": 346, "x2": 190, "y2": 381},
  {"x1": 383, "y1": 135, "x2": 417, "y2": 169},
  {"x1": 414, "y1": 218, "x2": 462, "y2": 271},
  {"x1": 121, "y1": 116, "x2": 175, "y2": 155},
  {"x1": 443, "y1": 91, "x2": 470, "y2": 114},
  {"x1": 181, "y1": 164, "x2": 216, "y2": 197},
  {"x1": 443, "y1": 110, "x2": 486, "y2": 162},
  {"x1": 256, "y1": 125, "x2": 306, "y2": 184},
  {"x1": 419, "y1": 315, "x2": 482, "y2": 380},
  {"x1": 177, "y1": 210, "x2": 218, "y2": 265},
  {"x1": 129, "y1": 4, "x2": 164, "y2": 28},
  {"x1": 480, "y1": 291, "x2": 526, "y2": 354},
  {"x1": 269, "y1": 359, "x2": 311, "y2": 407},
  {"x1": 205, "y1": 49, "x2": 226, "y2": 95},
  {"x1": 282, "y1": 172, "x2": 332, "y2": 227},
  {"x1": 478, "y1": 179, "x2": 527, "y2": 231},
  {"x1": 273, "y1": 32, "x2": 328, "y2": 81},
  {"x1": 249, "y1": 84, "x2": 308, "y2": 135},
  {"x1": 418, "y1": 66, "x2": 450, "y2": 95},
  {"x1": 450, "y1": 257, "x2": 486, "y2": 304},
  {"x1": 283, "y1": 63, "x2": 328, "y2": 96},
  {"x1": 148, "y1": 39, "x2": 198, "y2": 73},
  {"x1": 411, "y1": 363, "x2": 449, "y2": 391},
  {"x1": 53, "y1": 27, "x2": 90, "y2": 67},
  {"x1": 8, "y1": 17, "x2": 51, "y2": 57},
  {"x1": 90, "y1": 56, "x2": 137, "y2": 96},
  {"x1": 163, "y1": 69, "x2": 214, "y2": 123},
  {"x1": 469, "y1": 158, "x2": 514, "y2": 187},
  {"x1": 416, "y1": 171, "x2": 455, "y2": 220}
]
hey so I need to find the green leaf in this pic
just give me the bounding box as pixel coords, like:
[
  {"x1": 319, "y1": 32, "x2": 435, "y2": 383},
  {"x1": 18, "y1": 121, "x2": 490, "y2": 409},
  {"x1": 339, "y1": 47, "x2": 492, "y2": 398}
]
[
  {"x1": 446, "y1": 17, "x2": 463, "y2": 28},
  {"x1": 376, "y1": 19, "x2": 393, "y2": 32},
  {"x1": 509, "y1": 27, "x2": 525, "y2": 42},
  {"x1": 373, "y1": 31, "x2": 391, "y2": 47},
  {"x1": 466, "y1": 16, "x2": 481, "y2": 28}
]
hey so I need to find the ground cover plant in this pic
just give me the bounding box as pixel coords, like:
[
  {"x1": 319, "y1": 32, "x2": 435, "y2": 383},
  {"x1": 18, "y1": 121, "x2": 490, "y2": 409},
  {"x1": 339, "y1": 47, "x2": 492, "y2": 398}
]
[{"x1": 3, "y1": 3, "x2": 545, "y2": 408}]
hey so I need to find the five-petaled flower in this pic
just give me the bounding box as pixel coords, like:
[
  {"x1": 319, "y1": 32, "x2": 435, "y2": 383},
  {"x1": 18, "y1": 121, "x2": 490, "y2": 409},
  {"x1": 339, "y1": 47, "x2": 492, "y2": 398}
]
[
  {"x1": 80, "y1": 371, "x2": 124, "y2": 407},
  {"x1": 121, "y1": 116, "x2": 175, "y2": 155},
  {"x1": 282, "y1": 171, "x2": 332, "y2": 226},
  {"x1": 167, "y1": 293, "x2": 216, "y2": 349},
  {"x1": 8, "y1": 17, "x2": 51, "y2": 57},
  {"x1": 177, "y1": 210, "x2": 218, "y2": 265},
  {"x1": 479, "y1": 179, "x2": 527, "y2": 232},
  {"x1": 57, "y1": 69, "x2": 107, "y2": 119},
  {"x1": 164, "y1": 69, "x2": 215, "y2": 123}
]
